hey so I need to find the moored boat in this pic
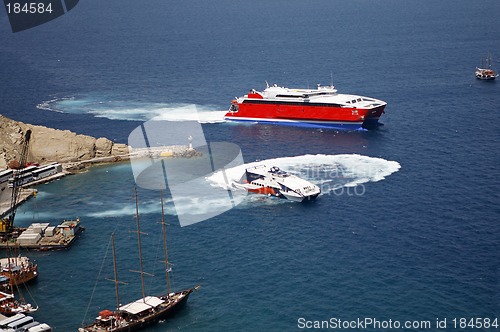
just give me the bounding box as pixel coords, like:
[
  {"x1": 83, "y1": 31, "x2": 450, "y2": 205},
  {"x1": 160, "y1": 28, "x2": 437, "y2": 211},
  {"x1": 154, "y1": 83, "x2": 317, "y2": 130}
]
[
  {"x1": 79, "y1": 290, "x2": 194, "y2": 332},
  {"x1": 0, "y1": 255, "x2": 37, "y2": 317},
  {"x1": 234, "y1": 165, "x2": 321, "y2": 202},
  {"x1": 0, "y1": 256, "x2": 38, "y2": 289},
  {"x1": 0, "y1": 290, "x2": 36, "y2": 317},
  {"x1": 78, "y1": 190, "x2": 198, "y2": 332},
  {"x1": 224, "y1": 83, "x2": 387, "y2": 130}
]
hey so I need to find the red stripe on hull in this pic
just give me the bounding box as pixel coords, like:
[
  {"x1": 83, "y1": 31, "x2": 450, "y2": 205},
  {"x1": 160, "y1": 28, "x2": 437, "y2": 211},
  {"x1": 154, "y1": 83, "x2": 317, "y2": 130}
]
[
  {"x1": 225, "y1": 102, "x2": 385, "y2": 124},
  {"x1": 248, "y1": 186, "x2": 278, "y2": 195}
]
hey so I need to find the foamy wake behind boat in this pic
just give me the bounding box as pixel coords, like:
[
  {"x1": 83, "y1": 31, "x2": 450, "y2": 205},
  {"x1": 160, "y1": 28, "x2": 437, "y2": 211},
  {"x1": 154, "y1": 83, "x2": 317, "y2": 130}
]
[
  {"x1": 224, "y1": 83, "x2": 387, "y2": 130},
  {"x1": 234, "y1": 165, "x2": 321, "y2": 202}
]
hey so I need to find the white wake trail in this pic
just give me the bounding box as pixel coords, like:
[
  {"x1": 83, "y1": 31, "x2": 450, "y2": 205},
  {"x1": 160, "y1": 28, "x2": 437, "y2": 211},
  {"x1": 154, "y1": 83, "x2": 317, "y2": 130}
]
[{"x1": 206, "y1": 154, "x2": 401, "y2": 194}]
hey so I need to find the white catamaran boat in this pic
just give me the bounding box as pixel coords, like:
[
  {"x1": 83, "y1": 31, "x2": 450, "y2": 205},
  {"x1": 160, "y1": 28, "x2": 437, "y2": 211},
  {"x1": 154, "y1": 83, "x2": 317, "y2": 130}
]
[{"x1": 234, "y1": 165, "x2": 321, "y2": 202}]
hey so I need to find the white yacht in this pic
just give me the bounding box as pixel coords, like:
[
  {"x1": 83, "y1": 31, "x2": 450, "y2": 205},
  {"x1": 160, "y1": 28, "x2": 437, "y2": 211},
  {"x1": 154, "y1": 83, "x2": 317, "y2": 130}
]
[{"x1": 235, "y1": 165, "x2": 320, "y2": 202}]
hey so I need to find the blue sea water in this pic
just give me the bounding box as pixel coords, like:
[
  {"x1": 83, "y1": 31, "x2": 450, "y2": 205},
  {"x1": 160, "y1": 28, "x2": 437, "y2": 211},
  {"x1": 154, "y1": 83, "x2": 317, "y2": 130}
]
[{"x1": 1, "y1": 0, "x2": 500, "y2": 331}]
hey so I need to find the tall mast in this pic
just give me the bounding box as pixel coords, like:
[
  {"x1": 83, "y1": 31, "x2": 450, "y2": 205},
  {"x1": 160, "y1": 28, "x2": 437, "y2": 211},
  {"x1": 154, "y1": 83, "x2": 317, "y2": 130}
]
[
  {"x1": 134, "y1": 188, "x2": 146, "y2": 301},
  {"x1": 7, "y1": 244, "x2": 14, "y2": 296},
  {"x1": 160, "y1": 190, "x2": 172, "y2": 296},
  {"x1": 105, "y1": 233, "x2": 127, "y2": 310},
  {"x1": 111, "y1": 233, "x2": 120, "y2": 309}
]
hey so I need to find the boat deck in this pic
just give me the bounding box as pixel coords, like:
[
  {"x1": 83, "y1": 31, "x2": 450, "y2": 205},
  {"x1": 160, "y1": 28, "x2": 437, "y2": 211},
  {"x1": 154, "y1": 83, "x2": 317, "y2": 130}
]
[{"x1": 0, "y1": 222, "x2": 84, "y2": 251}]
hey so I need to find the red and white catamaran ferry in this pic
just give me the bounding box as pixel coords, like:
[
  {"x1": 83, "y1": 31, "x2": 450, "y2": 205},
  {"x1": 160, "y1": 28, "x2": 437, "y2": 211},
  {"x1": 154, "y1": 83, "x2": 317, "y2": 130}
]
[{"x1": 224, "y1": 83, "x2": 387, "y2": 130}]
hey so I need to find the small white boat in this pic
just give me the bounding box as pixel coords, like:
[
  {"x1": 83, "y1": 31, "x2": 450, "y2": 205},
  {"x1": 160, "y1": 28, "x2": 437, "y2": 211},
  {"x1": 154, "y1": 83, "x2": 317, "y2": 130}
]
[
  {"x1": 475, "y1": 54, "x2": 498, "y2": 80},
  {"x1": 235, "y1": 165, "x2": 320, "y2": 202}
]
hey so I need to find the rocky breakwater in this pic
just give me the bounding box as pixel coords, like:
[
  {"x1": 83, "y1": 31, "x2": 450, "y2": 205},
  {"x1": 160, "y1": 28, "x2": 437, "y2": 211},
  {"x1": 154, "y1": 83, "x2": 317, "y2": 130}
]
[{"x1": 0, "y1": 114, "x2": 129, "y2": 170}]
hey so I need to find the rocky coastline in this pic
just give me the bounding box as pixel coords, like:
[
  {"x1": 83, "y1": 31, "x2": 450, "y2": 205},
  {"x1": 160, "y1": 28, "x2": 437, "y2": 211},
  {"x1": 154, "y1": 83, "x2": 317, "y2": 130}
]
[
  {"x1": 0, "y1": 114, "x2": 130, "y2": 171},
  {"x1": 0, "y1": 114, "x2": 202, "y2": 173}
]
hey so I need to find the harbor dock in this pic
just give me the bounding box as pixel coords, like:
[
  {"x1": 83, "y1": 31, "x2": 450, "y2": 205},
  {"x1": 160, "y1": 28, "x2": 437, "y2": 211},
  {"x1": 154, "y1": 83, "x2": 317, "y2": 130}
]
[
  {"x1": 0, "y1": 218, "x2": 84, "y2": 251},
  {"x1": 0, "y1": 186, "x2": 36, "y2": 220},
  {"x1": 0, "y1": 163, "x2": 68, "y2": 219}
]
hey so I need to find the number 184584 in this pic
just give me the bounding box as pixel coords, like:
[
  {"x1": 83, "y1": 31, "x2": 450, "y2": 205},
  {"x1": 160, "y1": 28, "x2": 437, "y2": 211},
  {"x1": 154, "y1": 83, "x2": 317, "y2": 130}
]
[{"x1": 5, "y1": 2, "x2": 54, "y2": 14}]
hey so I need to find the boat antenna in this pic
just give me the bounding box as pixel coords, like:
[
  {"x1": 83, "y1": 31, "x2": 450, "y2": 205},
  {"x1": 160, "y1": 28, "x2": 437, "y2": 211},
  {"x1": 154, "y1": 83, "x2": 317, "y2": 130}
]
[
  {"x1": 330, "y1": 72, "x2": 334, "y2": 87},
  {"x1": 160, "y1": 190, "x2": 172, "y2": 296}
]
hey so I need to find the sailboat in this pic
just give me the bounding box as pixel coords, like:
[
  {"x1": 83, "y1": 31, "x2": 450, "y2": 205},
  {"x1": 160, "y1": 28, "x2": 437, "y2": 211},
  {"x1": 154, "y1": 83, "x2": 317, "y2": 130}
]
[
  {"x1": 79, "y1": 190, "x2": 198, "y2": 332},
  {"x1": 0, "y1": 290, "x2": 37, "y2": 316},
  {"x1": 475, "y1": 54, "x2": 498, "y2": 80},
  {"x1": 0, "y1": 255, "x2": 38, "y2": 290},
  {"x1": 0, "y1": 244, "x2": 38, "y2": 316}
]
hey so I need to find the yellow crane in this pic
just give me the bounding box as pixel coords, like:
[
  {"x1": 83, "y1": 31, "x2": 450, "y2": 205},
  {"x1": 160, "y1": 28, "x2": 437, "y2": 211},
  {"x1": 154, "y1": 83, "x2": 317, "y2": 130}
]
[{"x1": 0, "y1": 129, "x2": 32, "y2": 233}]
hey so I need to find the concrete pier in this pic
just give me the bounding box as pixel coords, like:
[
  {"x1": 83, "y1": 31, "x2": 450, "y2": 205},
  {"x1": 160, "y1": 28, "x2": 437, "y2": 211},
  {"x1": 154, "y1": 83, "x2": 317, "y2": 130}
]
[
  {"x1": 0, "y1": 170, "x2": 68, "y2": 219},
  {"x1": 0, "y1": 183, "x2": 36, "y2": 219}
]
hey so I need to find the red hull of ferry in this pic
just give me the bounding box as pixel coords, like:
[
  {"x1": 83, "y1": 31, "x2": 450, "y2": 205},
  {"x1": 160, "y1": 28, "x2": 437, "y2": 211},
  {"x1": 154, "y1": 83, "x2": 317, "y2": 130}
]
[
  {"x1": 224, "y1": 85, "x2": 387, "y2": 130},
  {"x1": 226, "y1": 102, "x2": 385, "y2": 125}
]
